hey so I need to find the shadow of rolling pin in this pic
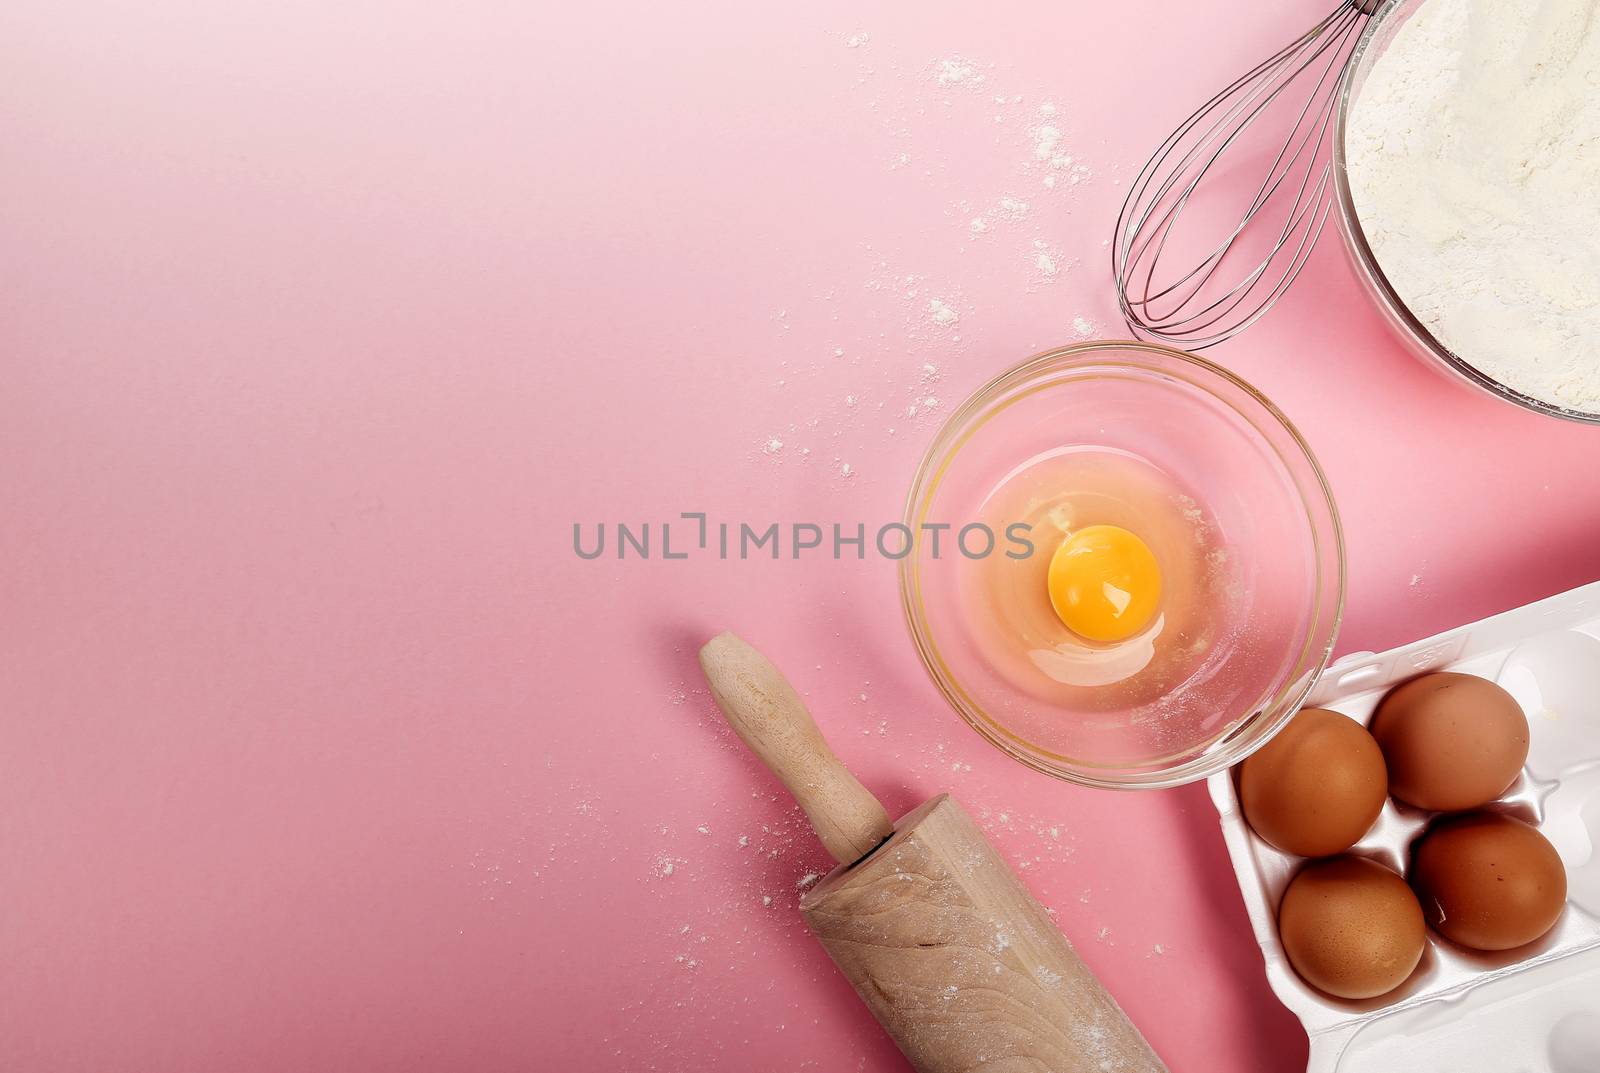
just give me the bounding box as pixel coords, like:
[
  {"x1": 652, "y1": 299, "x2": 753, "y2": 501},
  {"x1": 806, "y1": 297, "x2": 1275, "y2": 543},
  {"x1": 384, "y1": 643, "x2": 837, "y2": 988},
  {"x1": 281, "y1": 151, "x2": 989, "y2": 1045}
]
[{"x1": 700, "y1": 631, "x2": 1168, "y2": 1073}]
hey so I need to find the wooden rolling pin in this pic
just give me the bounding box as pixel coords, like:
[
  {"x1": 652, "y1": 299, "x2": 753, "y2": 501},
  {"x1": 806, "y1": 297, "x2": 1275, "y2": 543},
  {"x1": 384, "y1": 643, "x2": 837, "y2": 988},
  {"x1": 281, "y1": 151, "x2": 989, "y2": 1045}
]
[{"x1": 699, "y1": 632, "x2": 1167, "y2": 1073}]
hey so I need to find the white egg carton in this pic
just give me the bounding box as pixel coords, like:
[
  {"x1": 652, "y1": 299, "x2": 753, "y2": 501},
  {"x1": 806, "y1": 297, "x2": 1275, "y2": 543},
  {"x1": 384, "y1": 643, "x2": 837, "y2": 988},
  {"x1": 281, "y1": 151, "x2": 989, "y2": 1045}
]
[{"x1": 1207, "y1": 580, "x2": 1600, "y2": 1073}]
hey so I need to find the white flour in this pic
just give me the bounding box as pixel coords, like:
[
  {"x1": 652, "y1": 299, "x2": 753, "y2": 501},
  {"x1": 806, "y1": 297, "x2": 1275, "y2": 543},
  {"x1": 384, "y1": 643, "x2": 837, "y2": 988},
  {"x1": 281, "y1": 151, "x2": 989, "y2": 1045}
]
[{"x1": 1345, "y1": 0, "x2": 1600, "y2": 411}]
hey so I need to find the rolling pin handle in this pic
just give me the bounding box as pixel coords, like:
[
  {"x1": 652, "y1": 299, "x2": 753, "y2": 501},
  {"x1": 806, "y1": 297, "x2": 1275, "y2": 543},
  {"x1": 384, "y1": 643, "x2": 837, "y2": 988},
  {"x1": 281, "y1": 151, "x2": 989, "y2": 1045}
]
[{"x1": 698, "y1": 632, "x2": 894, "y2": 865}]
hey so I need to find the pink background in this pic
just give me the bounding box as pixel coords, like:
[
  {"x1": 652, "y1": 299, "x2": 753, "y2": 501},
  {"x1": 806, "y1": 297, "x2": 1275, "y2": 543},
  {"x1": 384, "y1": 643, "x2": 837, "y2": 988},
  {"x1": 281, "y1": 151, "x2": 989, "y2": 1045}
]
[{"x1": 4, "y1": 1, "x2": 1599, "y2": 1070}]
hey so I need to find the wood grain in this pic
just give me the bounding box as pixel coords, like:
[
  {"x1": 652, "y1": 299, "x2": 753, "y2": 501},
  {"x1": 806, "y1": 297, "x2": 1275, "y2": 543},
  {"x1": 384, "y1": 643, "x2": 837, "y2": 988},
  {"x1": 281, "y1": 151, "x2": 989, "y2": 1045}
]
[
  {"x1": 802, "y1": 795, "x2": 1167, "y2": 1073},
  {"x1": 698, "y1": 632, "x2": 1165, "y2": 1072},
  {"x1": 698, "y1": 631, "x2": 893, "y2": 864}
]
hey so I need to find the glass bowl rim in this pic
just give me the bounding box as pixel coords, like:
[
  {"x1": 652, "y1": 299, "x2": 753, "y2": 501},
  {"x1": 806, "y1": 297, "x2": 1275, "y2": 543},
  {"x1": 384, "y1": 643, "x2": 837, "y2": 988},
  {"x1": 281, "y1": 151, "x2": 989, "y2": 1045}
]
[
  {"x1": 898, "y1": 339, "x2": 1347, "y2": 790},
  {"x1": 1332, "y1": 0, "x2": 1600, "y2": 426}
]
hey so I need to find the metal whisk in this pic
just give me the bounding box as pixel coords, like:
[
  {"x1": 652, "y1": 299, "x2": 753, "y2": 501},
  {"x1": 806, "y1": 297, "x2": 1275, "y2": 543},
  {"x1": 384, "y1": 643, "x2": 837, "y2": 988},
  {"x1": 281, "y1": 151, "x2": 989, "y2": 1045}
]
[{"x1": 1113, "y1": 0, "x2": 1378, "y2": 348}]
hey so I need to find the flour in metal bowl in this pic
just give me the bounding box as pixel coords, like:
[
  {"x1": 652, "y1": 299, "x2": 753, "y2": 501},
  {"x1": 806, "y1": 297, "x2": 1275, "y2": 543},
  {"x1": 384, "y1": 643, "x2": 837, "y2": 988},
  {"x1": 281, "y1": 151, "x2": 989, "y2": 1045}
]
[{"x1": 1344, "y1": 0, "x2": 1600, "y2": 415}]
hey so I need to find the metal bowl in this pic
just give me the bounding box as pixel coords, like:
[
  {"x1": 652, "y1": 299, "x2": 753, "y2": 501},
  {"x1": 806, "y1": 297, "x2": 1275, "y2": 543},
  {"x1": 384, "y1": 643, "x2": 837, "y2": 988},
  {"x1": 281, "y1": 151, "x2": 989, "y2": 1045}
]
[{"x1": 1333, "y1": 0, "x2": 1600, "y2": 425}]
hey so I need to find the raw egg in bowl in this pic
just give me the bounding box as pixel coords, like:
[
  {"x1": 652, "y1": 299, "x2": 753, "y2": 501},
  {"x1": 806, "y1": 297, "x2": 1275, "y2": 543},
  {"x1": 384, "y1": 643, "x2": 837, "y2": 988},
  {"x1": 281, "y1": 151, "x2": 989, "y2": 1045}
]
[{"x1": 901, "y1": 341, "x2": 1344, "y2": 788}]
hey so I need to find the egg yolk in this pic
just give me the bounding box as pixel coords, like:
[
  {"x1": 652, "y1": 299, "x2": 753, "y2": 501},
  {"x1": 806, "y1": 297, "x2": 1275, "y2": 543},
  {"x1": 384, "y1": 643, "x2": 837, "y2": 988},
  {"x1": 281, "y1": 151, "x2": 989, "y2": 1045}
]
[{"x1": 1046, "y1": 524, "x2": 1162, "y2": 643}]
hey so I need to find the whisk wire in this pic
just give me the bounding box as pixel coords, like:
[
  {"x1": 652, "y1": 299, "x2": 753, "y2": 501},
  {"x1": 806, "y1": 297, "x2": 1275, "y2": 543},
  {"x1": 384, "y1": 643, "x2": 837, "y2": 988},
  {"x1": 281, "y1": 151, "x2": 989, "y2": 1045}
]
[
  {"x1": 1113, "y1": 0, "x2": 1371, "y2": 347},
  {"x1": 1128, "y1": 2, "x2": 1359, "y2": 328},
  {"x1": 1127, "y1": 2, "x2": 1353, "y2": 305},
  {"x1": 1147, "y1": 3, "x2": 1362, "y2": 339}
]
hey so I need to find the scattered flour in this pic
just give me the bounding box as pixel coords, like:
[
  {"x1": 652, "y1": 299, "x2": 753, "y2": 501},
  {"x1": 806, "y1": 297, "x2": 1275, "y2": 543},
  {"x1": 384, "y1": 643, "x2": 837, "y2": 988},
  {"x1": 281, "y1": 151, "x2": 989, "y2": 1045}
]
[
  {"x1": 742, "y1": 50, "x2": 1107, "y2": 472},
  {"x1": 928, "y1": 298, "x2": 960, "y2": 326},
  {"x1": 1033, "y1": 123, "x2": 1063, "y2": 161},
  {"x1": 934, "y1": 57, "x2": 983, "y2": 86},
  {"x1": 1033, "y1": 239, "x2": 1063, "y2": 280}
]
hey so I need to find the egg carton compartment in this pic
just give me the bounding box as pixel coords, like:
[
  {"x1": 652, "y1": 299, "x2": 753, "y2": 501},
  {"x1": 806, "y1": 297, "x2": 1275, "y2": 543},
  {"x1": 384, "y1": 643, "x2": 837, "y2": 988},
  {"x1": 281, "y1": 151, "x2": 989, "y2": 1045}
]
[
  {"x1": 1333, "y1": 947, "x2": 1600, "y2": 1073},
  {"x1": 1208, "y1": 580, "x2": 1600, "y2": 1073}
]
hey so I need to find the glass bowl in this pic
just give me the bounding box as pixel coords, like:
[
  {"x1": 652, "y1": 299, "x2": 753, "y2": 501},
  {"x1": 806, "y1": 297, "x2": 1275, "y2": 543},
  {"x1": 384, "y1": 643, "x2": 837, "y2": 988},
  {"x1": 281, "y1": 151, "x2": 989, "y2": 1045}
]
[
  {"x1": 900, "y1": 341, "x2": 1344, "y2": 789},
  {"x1": 1333, "y1": 0, "x2": 1600, "y2": 425}
]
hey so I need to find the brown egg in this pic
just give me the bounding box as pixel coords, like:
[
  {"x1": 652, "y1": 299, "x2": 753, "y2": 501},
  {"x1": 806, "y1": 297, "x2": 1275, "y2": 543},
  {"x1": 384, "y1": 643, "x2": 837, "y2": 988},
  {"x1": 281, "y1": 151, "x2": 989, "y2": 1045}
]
[
  {"x1": 1278, "y1": 855, "x2": 1426, "y2": 1000},
  {"x1": 1410, "y1": 812, "x2": 1566, "y2": 951},
  {"x1": 1369, "y1": 672, "x2": 1528, "y2": 811},
  {"x1": 1239, "y1": 708, "x2": 1387, "y2": 856}
]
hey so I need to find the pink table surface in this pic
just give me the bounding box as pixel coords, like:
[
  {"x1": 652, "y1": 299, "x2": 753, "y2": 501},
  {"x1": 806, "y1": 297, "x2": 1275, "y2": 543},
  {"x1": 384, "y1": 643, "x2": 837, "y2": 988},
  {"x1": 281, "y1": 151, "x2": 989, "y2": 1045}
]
[{"x1": 4, "y1": 1, "x2": 1599, "y2": 1070}]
